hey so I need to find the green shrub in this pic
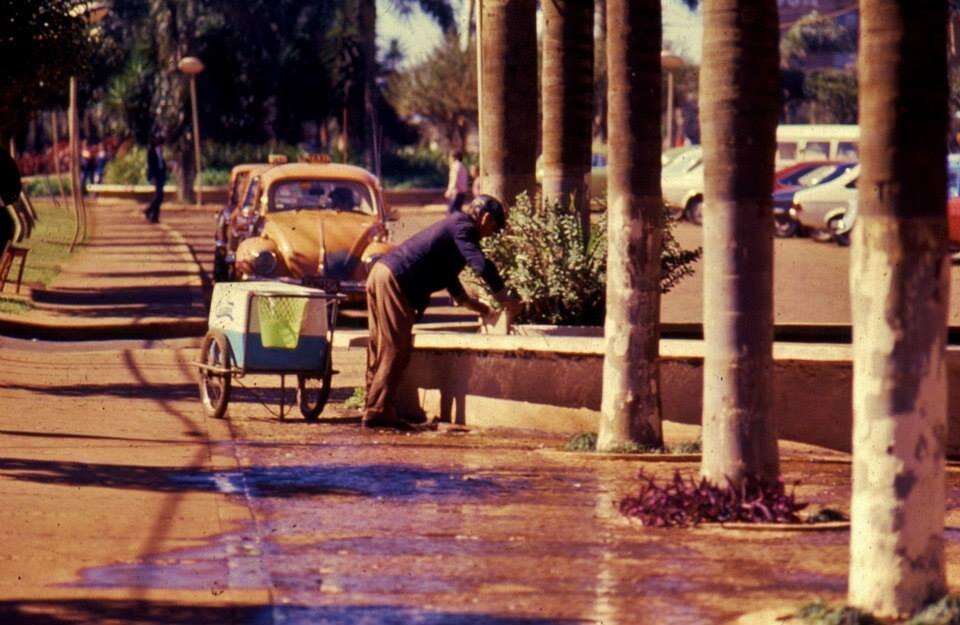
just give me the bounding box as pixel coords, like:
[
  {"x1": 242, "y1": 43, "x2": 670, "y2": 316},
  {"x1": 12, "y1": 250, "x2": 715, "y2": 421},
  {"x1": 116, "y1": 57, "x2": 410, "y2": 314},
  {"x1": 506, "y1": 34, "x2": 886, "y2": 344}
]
[
  {"x1": 199, "y1": 169, "x2": 230, "y2": 186},
  {"x1": 797, "y1": 601, "x2": 878, "y2": 625},
  {"x1": 380, "y1": 147, "x2": 447, "y2": 189},
  {"x1": 472, "y1": 193, "x2": 701, "y2": 326},
  {"x1": 103, "y1": 146, "x2": 147, "y2": 185},
  {"x1": 23, "y1": 175, "x2": 72, "y2": 197}
]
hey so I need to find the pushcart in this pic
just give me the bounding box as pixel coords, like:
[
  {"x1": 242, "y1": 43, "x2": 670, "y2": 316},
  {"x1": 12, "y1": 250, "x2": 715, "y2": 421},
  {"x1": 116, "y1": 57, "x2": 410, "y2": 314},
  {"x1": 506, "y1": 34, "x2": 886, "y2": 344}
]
[{"x1": 195, "y1": 281, "x2": 343, "y2": 420}]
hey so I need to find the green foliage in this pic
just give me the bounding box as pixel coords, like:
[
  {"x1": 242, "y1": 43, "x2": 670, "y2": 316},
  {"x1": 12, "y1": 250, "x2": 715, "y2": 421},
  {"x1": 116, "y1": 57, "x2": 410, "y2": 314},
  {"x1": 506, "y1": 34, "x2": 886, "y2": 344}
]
[
  {"x1": 563, "y1": 432, "x2": 702, "y2": 455},
  {"x1": 381, "y1": 147, "x2": 448, "y2": 189},
  {"x1": 344, "y1": 386, "x2": 366, "y2": 410},
  {"x1": 804, "y1": 71, "x2": 858, "y2": 124},
  {"x1": 103, "y1": 147, "x2": 148, "y2": 185},
  {"x1": 797, "y1": 601, "x2": 879, "y2": 625},
  {"x1": 475, "y1": 193, "x2": 701, "y2": 326},
  {"x1": 907, "y1": 596, "x2": 960, "y2": 625},
  {"x1": 386, "y1": 36, "x2": 477, "y2": 150},
  {"x1": 199, "y1": 169, "x2": 230, "y2": 186},
  {"x1": 780, "y1": 12, "x2": 857, "y2": 71},
  {"x1": 0, "y1": 0, "x2": 91, "y2": 141},
  {"x1": 23, "y1": 176, "x2": 73, "y2": 198},
  {"x1": 564, "y1": 432, "x2": 598, "y2": 451}
]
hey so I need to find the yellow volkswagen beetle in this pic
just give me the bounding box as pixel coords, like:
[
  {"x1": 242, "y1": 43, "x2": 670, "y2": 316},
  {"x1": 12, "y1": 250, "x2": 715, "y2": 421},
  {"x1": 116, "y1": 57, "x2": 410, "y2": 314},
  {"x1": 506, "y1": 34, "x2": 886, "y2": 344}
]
[{"x1": 232, "y1": 162, "x2": 394, "y2": 300}]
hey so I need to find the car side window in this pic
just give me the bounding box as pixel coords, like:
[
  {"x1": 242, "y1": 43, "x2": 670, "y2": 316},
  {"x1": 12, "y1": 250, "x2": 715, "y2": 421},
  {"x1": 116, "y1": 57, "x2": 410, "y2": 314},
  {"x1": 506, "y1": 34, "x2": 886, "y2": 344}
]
[{"x1": 845, "y1": 176, "x2": 858, "y2": 189}]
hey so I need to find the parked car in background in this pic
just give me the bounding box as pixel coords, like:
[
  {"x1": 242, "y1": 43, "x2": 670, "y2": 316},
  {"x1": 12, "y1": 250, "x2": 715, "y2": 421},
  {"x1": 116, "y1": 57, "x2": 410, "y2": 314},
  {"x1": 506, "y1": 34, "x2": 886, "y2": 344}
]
[
  {"x1": 772, "y1": 162, "x2": 858, "y2": 237},
  {"x1": 790, "y1": 164, "x2": 860, "y2": 241},
  {"x1": 231, "y1": 162, "x2": 394, "y2": 301},
  {"x1": 661, "y1": 146, "x2": 704, "y2": 222},
  {"x1": 947, "y1": 155, "x2": 960, "y2": 250},
  {"x1": 214, "y1": 162, "x2": 270, "y2": 281}
]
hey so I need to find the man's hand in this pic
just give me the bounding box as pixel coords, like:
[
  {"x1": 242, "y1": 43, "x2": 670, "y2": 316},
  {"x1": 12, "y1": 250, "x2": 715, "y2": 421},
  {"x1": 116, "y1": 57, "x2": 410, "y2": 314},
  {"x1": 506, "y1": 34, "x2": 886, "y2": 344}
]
[{"x1": 493, "y1": 289, "x2": 522, "y2": 317}]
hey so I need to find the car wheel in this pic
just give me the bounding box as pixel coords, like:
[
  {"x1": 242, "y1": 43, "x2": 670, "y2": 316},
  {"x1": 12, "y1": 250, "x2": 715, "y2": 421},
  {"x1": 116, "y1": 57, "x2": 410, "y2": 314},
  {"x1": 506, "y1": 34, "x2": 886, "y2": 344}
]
[
  {"x1": 774, "y1": 214, "x2": 799, "y2": 238},
  {"x1": 685, "y1": 197, "x2": 704, "y2": 225},
  {"x1": 828, "y1": 215, "x2": 850, "y2": 247}
]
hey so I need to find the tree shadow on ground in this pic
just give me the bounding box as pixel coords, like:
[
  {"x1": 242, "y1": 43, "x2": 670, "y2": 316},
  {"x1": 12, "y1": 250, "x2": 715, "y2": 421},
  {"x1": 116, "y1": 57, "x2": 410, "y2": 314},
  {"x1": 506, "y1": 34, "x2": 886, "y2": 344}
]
[
  {"x1": 0, "y1": 599, "x2": 586, "y2": 625},
  {"x1": 0, "y1": 457, "x2": 511, "y2": 500}
]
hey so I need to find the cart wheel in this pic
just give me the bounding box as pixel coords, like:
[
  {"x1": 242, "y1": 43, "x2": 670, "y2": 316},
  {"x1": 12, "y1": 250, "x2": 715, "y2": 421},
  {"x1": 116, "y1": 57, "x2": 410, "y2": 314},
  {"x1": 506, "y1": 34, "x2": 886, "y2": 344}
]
[
  {"x1": 199, "y1": 331, "x2": 232, "y2": 419},
  {"x1": 297, "y1": 353, "x2": 332, "y2": 421}
]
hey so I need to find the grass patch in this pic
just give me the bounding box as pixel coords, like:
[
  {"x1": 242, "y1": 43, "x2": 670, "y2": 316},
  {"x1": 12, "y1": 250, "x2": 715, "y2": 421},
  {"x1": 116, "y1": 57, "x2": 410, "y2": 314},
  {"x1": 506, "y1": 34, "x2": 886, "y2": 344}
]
[
  {"x1": 343, "y1": 386, "x2": 365, "y2": 410},
  {"x1": 797, "y1": 601, "x2": 879, "y2": 625},
  {"x1": 0, "y1": 297, "x2": 32, "y2": 314},
  {"x1": 0, "y1": 197, "x2": 78, "y2": 314},
  {"x1": 563, "y1": 431, "x2": 702, "y2": 455}
]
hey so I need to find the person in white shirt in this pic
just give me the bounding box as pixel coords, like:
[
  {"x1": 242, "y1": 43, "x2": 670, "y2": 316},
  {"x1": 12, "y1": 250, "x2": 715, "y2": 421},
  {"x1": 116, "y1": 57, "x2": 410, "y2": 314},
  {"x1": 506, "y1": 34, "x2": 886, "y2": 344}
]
[{"x1": 444, "y1": 150, "x2": 469, "y2": 214}]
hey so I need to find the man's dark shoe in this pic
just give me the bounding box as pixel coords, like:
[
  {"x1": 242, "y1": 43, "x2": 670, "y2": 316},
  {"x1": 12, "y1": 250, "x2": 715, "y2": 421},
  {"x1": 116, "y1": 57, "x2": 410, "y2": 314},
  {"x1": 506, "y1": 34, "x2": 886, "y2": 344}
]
[{"x1": 362, "y1": 416, "x2": 433, "y2": 432}]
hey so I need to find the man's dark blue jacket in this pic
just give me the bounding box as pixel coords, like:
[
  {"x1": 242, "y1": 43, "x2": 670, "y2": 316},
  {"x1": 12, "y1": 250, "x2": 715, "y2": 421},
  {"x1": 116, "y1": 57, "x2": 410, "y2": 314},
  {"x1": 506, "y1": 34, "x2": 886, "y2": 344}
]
[{"x1": 380, "y1": 212, "x2": 505, "y2": 316}]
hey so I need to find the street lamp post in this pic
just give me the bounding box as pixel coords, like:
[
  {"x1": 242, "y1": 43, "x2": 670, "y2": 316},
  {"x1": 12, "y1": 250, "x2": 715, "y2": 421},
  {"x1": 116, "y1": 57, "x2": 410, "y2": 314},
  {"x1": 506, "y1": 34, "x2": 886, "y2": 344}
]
[
  {"x1": 661, "y1": 52, "x2": 685, "y2": 150},
  {"x1": 177, "y1": 56, "x2": 204, "y2": 208},
  {"x1": 67, "y1": 1, "x2": 109, "y2": 252}
]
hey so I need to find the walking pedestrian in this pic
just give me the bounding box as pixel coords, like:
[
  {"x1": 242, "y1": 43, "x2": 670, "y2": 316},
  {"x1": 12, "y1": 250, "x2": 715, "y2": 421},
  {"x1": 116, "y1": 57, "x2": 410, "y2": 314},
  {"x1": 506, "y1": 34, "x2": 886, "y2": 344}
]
[
  {"x1": 443, "y1": 150, "x2": 469, "y2": 214},
  {"x1": 145, "y1": 135, "x2": 166, "y2": 223},
  {"x1": 363, "y1": 194, "x2": 521, "y2": 430}
]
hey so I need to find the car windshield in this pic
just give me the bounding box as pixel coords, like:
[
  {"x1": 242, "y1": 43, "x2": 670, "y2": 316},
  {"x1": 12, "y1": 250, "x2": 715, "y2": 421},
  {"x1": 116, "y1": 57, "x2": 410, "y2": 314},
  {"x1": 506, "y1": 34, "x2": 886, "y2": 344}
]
[
  {"x1": 949, "y1": 169, "x2": 960, "y2": 198},
  {"x1": 270, "y1": 180, "x2": 376, "y2": 215}
]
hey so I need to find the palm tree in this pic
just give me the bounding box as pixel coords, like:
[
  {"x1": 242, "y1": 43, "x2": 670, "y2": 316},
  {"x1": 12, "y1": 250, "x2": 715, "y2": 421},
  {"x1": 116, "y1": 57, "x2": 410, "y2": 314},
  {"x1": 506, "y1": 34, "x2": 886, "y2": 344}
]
[
  {"x1": 596, "y1": 0, "x2": 663, "y2": 451},
  {"x1": 847, "y1": 1, "x2": 950, "y2": 617},
  {"x1": 477, "y1": 0, "x2": 538, "y2": 206},
  {"x1": 699, "y1": 0, "x2": 780, "y2": 487},
  {"x1": 541, "y1": 0, "x2": 594, "y2": 241}
]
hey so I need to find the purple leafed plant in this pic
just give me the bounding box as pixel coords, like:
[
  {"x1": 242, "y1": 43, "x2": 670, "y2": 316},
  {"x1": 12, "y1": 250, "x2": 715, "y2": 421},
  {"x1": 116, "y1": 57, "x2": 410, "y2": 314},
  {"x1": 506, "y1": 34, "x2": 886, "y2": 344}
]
[{"x1": 618, "y1": 470, "x2": 807, "y2": 528}]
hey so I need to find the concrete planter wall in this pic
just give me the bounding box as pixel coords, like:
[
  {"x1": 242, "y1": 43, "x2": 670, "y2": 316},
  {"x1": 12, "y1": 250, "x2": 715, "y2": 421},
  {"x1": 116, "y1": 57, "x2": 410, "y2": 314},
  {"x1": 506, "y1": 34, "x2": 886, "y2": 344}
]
[{"x1": 397, "y1": 330, "x2": 960, "y2": 455}]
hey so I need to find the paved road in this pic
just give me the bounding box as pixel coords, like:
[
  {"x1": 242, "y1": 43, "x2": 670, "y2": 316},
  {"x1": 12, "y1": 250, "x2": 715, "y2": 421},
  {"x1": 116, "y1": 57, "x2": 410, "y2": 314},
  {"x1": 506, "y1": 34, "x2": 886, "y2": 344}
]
[{"x1": 166, "y1": 206, "x2": 960, "y2": 327}]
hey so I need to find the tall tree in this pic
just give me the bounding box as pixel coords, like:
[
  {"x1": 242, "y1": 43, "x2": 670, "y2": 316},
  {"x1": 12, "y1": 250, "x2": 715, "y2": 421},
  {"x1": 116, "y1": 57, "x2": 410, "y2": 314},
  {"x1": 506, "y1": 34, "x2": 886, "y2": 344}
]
[
  {"x1": 387, "y1": 36, "x2": 477, "y2": 151},
  {"x1": 478, "y1": 0, "x2": 538, "y2": 205},
  {"x1": 848, "y1": 0, "x2": 950, "y2": 617},
  {"x1": 596, "y1": 0, "x2": 663, "y2": 450},
  {"x1": 541, "y1": 0, "x2": 594, "y2": 241},
  {"x1": 699, "y1": 0, "x2": 780, "y2": 487},
  {"x1": 0, "y1": 0, "x2": 89, "y2": 146}
]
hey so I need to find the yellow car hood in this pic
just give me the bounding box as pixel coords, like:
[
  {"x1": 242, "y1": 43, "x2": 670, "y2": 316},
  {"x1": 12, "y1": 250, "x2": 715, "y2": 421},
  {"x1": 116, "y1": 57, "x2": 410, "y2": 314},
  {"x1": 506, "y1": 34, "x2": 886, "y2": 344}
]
[{"x1": 262, "y1": 211, "x2": 382, "y2": 280}]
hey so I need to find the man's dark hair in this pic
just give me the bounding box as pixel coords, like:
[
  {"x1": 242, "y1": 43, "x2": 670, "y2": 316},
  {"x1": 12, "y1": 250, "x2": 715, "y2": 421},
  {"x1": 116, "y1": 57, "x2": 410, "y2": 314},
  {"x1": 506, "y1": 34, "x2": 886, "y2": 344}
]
[
  {"x1": 468, "y1": 194, "x2": 506, "y2": 231},
  {"x1": 451, "y1": 150, "x2": 463, "y2": 161}
]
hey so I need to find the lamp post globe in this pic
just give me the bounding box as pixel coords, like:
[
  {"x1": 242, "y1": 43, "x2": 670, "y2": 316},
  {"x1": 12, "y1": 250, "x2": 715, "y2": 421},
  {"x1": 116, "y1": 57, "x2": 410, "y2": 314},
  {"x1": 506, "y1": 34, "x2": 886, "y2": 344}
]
[{"x1": 177, "y1": 56, "x2": 205, "y2": 75}]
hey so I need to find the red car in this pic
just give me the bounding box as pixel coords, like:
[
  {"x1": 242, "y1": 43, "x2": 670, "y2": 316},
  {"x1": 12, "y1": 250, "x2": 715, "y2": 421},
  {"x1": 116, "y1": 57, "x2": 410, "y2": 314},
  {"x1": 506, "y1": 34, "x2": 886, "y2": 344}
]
[{"x1": 773, "y1": 160, "x2": 844, "y2": 193}]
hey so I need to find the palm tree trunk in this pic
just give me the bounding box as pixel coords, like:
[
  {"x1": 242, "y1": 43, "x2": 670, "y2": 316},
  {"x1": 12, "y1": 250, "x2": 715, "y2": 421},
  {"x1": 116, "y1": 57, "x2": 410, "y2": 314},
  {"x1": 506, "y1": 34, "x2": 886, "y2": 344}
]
[
  {"x1": 359, "y1": 0, "x2": 377, "y2": 171},
  {"x1": 478, "y1": 0, "x2": 538, "y2": 206},
  {"x1": 699, "y1": 0, "x2": 780, "y2": 487},
  {"x1": 596, "y1": 0, "x2": 663, "y2": 451},
  {"x1": 541, "y1": 0, "x2": 594, "y2": 242},
  {"x1": 848, "y1": 1, "x2": 949, "y2": 617}
]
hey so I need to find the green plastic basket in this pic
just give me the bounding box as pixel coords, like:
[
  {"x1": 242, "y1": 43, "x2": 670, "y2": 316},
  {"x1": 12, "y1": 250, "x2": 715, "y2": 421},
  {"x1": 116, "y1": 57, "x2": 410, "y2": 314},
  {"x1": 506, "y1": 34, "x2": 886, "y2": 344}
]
[{"x1": 257, "y1": 296, "x2": 307, "y2": 349}]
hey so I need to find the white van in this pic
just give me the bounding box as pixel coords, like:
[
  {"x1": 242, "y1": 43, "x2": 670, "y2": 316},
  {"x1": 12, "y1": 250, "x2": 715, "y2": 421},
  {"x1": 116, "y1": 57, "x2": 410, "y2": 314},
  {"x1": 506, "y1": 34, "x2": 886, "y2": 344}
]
[{"x1": 776, "y1": 125, "x2": 859, "y2": 166}]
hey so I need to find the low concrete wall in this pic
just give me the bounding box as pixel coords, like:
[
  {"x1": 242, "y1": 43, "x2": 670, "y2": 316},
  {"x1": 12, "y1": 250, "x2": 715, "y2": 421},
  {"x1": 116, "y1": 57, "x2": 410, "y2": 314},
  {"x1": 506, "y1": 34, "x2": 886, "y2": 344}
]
[{"x1": 396, "y1": 332, "x2": 960, "y2": 455}]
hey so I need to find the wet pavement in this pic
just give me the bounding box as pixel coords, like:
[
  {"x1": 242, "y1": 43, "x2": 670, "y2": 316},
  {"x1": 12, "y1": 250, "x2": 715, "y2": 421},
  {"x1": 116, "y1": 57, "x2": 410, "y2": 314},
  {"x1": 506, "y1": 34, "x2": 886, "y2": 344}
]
[{"x1": 5, "y1": 201, "x2": 960, "y2": 624}]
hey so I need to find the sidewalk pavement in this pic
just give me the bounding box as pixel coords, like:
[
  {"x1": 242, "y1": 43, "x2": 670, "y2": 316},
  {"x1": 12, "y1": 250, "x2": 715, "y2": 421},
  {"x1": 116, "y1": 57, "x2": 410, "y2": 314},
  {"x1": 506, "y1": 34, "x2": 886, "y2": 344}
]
[{"x1": 0, "y1": 200, "x2": 208, "y2": 341}]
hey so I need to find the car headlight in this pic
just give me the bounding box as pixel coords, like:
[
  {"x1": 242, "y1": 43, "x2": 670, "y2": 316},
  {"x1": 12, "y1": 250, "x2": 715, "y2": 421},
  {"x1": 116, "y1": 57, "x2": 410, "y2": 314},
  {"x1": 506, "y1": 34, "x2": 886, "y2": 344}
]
[{"x1": 251, "y1": 250, "x2": 277, "y2": 275}]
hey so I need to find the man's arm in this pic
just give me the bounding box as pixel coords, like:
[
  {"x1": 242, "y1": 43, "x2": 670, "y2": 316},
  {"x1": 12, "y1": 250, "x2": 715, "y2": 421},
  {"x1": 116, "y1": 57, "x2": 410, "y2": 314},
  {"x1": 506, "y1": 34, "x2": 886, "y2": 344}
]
[{"x1": 446, "y1": 278, "x2": 490, "y2": 316}]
